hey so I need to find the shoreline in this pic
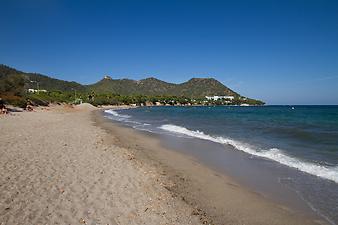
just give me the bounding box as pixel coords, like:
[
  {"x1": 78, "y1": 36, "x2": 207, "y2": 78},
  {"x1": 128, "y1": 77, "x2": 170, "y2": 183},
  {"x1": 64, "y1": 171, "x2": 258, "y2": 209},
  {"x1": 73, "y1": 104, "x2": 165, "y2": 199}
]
[
  {"x1": 0, "y1": 104, "x2": 328, "y2": 224},
  {"x1": 94, "y1": 108, "x2": 326, "y2": 225}
]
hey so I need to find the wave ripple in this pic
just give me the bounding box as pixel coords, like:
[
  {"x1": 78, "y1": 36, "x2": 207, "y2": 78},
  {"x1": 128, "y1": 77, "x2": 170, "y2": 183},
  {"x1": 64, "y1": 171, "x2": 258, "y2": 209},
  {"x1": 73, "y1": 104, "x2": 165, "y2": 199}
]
[{"x1": 160, "y1": 124, "x2": 338, "y2": 183}]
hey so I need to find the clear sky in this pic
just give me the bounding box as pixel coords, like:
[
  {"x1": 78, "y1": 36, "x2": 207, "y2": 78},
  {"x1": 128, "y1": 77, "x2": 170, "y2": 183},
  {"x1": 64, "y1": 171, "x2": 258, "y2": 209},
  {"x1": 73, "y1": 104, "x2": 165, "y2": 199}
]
[{"x1": 1, "y1": 0, "x2": 337, "y2": 104}]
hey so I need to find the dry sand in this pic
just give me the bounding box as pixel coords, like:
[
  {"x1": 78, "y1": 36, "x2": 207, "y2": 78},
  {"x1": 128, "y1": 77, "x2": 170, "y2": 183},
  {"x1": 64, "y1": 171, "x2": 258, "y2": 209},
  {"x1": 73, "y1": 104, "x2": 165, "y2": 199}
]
[
  {"x1": 0, "y1": 104, "x2": 326, "y2": 225},
  {"x1": 0, "y1": 105, "x2": 201, "y2": 225}
]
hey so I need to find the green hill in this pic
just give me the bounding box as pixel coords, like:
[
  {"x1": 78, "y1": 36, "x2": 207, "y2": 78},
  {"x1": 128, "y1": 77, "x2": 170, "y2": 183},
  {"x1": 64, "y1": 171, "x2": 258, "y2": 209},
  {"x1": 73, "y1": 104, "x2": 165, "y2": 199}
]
[
  {"x1": 175, "y1": 78, "x2": 239, "y2": 98},
  {"x1": 0, "y1": 64, "x2": 264, "y2": 105},
  {"x1": 86, "y1": 76, "x2": 178, "y2": 96},
  {"x1": 0, "y1": 65, "x2": 26, "y2": 102},
  {"x1": 0, "y1": 64, "x2": 84, "y2": 92},
  {"x1": 0, "y1": 64, "x2": 240, "y2": 98},
  {"x1": 87, "y1": 76, "x2": 239, "y2": 98}
]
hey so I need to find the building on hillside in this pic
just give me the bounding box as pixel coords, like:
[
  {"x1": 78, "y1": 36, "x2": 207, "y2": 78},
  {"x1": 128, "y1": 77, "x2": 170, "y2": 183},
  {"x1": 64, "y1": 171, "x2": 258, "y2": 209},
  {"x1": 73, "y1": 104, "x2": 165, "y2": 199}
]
[
  {"x1": 28, "y1": 89, "x2": 47, "y2": 93},
  {"x1": 205, "y1": 95, "x2": 234, "y2": 101}
]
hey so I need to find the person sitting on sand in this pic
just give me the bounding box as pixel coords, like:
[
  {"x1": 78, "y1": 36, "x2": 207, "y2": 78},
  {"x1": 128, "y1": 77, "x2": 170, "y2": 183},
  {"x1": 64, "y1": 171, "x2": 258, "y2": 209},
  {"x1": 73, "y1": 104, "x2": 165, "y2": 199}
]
[
  {"x1": 0, "y1": 98, "x2": 8, "y2": 114},
  {"x1": 26, "y1": 99, "x2": 34, "y2": 111}
]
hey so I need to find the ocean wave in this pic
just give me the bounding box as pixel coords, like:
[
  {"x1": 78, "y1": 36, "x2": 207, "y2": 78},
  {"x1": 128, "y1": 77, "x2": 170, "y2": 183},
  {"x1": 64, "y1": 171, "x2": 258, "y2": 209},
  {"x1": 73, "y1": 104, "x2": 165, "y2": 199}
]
[
  {"x1": 104, "y1": 109, "x2": 131, "y2": 119},
  {"x1": 104, "y1": 109, "x2": 151, "y2": 128},
  {"x1": 159, "y1": 124, "x2": 338, "y2": 183}
]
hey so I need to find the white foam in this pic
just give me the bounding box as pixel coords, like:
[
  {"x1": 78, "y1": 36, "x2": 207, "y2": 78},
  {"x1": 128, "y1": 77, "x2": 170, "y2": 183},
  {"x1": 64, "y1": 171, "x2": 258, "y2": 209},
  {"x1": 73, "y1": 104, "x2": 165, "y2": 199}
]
[
  {"x1": 104, "y1": 109, "x2": 131, "y2": 119},
  {"x1": 159, "y1": 124, "x2": 338, "y2": 183}
]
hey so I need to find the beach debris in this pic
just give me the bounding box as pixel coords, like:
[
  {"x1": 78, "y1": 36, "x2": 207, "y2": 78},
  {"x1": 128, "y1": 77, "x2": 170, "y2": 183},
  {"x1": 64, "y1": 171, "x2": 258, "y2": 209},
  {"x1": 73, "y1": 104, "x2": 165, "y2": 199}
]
[
  {"x1": 127, "y1": 154, "x2": 135, "y2": 160},
  {"x1": 192, "y1": 209, "x2": 199, "y2": 216},
  {"x1": 79, "y1": 218, "x2": 86, "y2": 224},
  {"x1": 191, "y1": 208, "x2": 203, "y2": 216},
  {"x1": 192, "y1": 208, "x2": 211, "y2": 225}
]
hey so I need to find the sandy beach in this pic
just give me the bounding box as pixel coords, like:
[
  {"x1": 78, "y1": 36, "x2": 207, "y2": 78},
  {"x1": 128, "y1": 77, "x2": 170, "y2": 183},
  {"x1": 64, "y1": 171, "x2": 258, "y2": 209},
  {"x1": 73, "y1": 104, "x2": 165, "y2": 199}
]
[
  {"x1": 0, "y1": 105, "x2": 201, "y2": 225},
  {"x1": 0, "y1": 104, "x2": 326, "y2": 225}
]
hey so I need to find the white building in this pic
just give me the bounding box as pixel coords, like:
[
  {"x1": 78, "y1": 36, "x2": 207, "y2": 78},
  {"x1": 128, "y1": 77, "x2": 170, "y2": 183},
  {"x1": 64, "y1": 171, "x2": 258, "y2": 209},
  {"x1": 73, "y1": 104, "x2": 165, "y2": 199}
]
[
  {"x1": 205, "y1": 95, "x2": 234, "y2": 101},
  {"x1": 28, "y1": 89, "x2": 47, "y2": 93}
]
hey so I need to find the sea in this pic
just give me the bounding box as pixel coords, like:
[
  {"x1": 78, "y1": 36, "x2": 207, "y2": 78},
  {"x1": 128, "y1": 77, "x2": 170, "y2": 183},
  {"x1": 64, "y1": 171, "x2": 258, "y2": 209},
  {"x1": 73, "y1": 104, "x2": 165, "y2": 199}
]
[{"x1": 103, "y1": 105, "x2": 338, "y2": 224}]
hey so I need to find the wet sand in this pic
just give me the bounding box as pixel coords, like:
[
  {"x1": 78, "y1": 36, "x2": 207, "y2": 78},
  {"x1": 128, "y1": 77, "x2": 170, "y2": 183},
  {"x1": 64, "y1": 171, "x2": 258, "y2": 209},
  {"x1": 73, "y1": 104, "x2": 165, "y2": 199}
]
[{"x1": 94, "y1": 109, "x2": 327, "y2": 225}]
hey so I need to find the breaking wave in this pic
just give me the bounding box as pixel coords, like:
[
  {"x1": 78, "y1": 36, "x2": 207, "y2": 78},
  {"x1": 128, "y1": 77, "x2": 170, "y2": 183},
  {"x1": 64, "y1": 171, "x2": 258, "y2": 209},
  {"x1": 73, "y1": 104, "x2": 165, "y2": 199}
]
[
  {"x1": 159, "y1": 124, "x2": 338, "y2": 183},
  {"x1": 104, "y1": 109, "x2": 130, "y2": 119}
]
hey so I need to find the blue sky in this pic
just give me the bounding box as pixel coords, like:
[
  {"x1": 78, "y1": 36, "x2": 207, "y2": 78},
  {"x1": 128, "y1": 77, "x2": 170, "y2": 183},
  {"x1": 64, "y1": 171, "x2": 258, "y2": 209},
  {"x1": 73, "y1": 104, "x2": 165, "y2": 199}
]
[{"x1": 1, "y1": 0, "x2": 337, "y2": 104}]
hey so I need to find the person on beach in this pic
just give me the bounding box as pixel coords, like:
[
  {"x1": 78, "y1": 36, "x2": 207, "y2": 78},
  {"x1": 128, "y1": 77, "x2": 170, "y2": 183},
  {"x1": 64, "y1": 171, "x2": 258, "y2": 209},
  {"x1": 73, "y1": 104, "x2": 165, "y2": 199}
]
[
  {"x1": 0, "y1": 98, "x2": 8, "y2": 114},
  {"x1": 26, "y1": 99, "x2": 34, "y2": 111}
]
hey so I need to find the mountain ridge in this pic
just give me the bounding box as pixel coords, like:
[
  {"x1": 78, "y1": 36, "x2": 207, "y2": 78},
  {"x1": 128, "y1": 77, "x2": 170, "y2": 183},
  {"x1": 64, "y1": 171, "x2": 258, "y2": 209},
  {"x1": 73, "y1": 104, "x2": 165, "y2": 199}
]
[
  {"x1": 87, "y1": 75, "x2": 240, "y2": 98},
  {"x1": 0, "y1": 64, "x2": 259, "y2": 102}
]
